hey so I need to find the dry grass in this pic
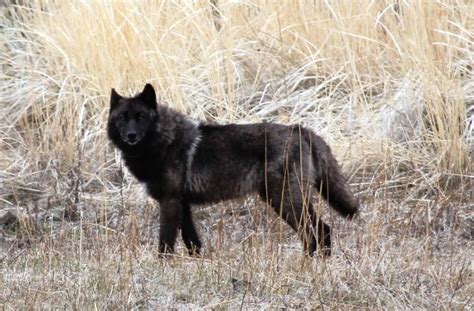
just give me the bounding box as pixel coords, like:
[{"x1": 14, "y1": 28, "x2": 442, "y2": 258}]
[{"x1": 0, "y1": 0, "x2": 472, "y2": 309}]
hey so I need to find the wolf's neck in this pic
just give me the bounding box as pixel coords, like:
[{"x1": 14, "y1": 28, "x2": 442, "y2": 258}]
[{"x1": 155, "y1": 105, "x2": 199, "y2": 145}]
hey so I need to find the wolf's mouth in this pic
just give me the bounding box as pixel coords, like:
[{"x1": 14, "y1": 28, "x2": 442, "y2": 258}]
[{"x1": 125, "y1": 139, "x2": 139, "y2": 145}]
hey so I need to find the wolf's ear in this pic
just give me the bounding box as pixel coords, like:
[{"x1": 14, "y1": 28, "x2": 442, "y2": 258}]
[
  {"x1": 110, "y1": 88, "x2": 121, "y2": 109},
  {"x1": 140, "y1": 83, "x2": 157, "y2": 110}
]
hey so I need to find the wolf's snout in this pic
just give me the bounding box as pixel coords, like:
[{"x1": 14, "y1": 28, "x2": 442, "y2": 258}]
[{"x1": 125, "y1": 132, "x2": 139, "y2": 145}]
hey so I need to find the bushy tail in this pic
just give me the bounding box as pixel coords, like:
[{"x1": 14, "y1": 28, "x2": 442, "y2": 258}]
[{"x1": 310, "y1": 134, "x2": 359, "y2": 218}]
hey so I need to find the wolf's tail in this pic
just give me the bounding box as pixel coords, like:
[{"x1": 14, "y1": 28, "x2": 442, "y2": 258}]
[{"x1": 309, "y1": 133, "x2": 359, "y2": 218}]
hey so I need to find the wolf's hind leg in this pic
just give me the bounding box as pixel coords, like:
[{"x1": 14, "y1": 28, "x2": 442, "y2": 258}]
[
  {"x1": 181, "y1": 202, "x2": 202, "y2": 255},
  {"x1": 260, "y1": 176, "x2": 331, "y2": 256},
  {"x1": 307, "y1": 207, "x2": 331, "y2": 256}
]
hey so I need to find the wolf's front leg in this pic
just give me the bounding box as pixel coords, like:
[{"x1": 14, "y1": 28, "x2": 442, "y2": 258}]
[
  {"x1": 181, "y1": 202, "x2": 202, "y2": 255},
  {"x1": 158, "y1": 198, "x2": 182, "y2": 254}
]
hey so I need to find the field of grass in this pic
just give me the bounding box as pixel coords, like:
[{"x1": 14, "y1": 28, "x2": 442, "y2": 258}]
[{"x1": 0, "y1": 0, "x2": 472, "y2": 309}]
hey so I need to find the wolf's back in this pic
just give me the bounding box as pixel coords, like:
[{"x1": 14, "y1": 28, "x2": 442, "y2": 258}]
[{"x1": 309, "y1": 133, "x2": 359, "y2": 218}]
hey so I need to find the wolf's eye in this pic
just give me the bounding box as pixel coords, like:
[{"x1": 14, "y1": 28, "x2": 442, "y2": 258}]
[
  {"x1": 136, "y1": 112, "x2": 146, "y2": 120},
  {"x1": 118, "y1": 114, "x2": 127, "y2": 121}
]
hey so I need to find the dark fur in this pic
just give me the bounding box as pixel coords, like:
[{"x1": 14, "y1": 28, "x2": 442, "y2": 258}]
[{"x1": 108, "y1": 84, "x2": 359, "y2": 256}]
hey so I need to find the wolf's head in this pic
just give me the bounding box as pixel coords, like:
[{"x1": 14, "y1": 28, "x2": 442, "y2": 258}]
[{"x1": 107, "y1": 84, "x2": 158, "y2": 149}]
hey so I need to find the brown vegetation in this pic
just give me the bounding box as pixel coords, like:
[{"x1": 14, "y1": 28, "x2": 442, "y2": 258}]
[{"x1": 0, "y1": 1, "x2": 472, "y2": 309}]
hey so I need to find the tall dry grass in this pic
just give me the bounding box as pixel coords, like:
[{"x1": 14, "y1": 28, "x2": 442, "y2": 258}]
[{"x1": 0, "y1": 0, "x2": 472, "y2": 309}]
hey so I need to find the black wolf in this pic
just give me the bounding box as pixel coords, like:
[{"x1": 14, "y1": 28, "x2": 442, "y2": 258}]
[{"x1": 107, "y1": 84, "x2": 359, "y2": 256}]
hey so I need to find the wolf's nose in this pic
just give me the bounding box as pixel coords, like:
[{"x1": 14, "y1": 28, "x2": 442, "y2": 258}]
[{"x1": 127, "y1": 133, "x2": 137, "y2": 140}]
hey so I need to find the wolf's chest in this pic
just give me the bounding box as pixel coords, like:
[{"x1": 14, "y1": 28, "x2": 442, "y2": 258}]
[{"x1": 124, "y1": 155, "x2": 163, "y2": 182}]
